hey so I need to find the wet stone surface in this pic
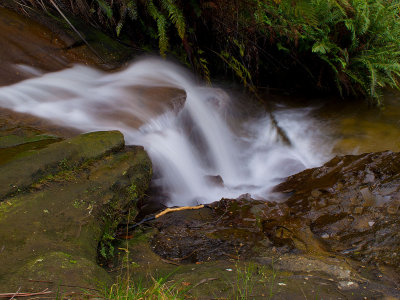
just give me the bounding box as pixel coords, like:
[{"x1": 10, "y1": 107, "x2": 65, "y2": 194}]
[
  {"x1": 135, "y1": 151, "x2": 400, "y2": 298},
  {"x1": 275, "y1": 151, "x2": 400, "y2": 271}
]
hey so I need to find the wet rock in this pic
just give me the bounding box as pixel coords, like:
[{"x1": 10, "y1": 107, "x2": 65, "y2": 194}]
[
  {"x1": 0, "y1": 6, "x2": 133, "y2": 86},
  {"x1": 275, "y1": 151, "x2": 400, "y2": 272},
  {"x1": 204, "y1": 175, "x2": 224, "y2": 187},
  {"x1": 387, "y1": 200, "x2": 400, "y2": 214},
  {"x1": 311, "y1": 189, "x2": 322, "y2": 198},
  {"x1": 0, "y1": 134, "x2": 58, "y2": 148},
  {"x1": 145, "y1": 150, "x2": 400, "y2": 296},
  {"x1": 360, "y1": 187, "x2": 375, "y2": 206},
  {"x1": 0, "y1": 131, "x2": 152, "y2": 293},
  {"x1": 338, "y1": 281, "x2": 359, "y2": 290},
  {"x1": 123, "y1": 217, "x2": 396, "y2": 299},
  {"x1": 0, "y1": 131, "x2": 124, "y2": 199}
]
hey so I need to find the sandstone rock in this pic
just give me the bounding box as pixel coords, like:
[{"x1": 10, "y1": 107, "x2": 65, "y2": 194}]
[
  {"x1": 0, "y1": 131, "x2": 124, "y2": 199},
  {"x1": 0, "y1": 131, "x2": 152, "y2": 293}
]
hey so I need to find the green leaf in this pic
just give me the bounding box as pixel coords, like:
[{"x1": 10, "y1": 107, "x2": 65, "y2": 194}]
[
  {"x1": 96, "y1": 0, "x2": 113, "y2": 19},
  {"x1": 312, "y1": 41, "x2": 330, "y2": 54}
]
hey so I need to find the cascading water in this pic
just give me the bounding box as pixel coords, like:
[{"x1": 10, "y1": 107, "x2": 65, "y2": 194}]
[{"x1": 0, "y1": 58, "x2": 332, "y2": 205}]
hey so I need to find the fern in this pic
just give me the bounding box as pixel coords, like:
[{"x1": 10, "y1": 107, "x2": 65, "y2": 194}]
[
  {"x1": 147, "y1": 0, "x2": 169, "y2": 56},
  {"x1": 160, "y1": 0, "x2": 186, "y2": 40},
  {"x1": 95, "y1": 0, "x2": 113, "y2": 19},
  {"x1": 115, "y1": 0, "x2": 137, "y2": 36},
  {"x1": 218, "y1": 50, "x2": 254, "y2": 90},
  {"x1": 145, "y1": 0, "x2": 187, "y2": 56},
  {"x1": 252, "y1": 0, "x2": 400, "y2": 101},
  {"x1": 126, "y1": 0, "x2": 137, "y2": 20}
]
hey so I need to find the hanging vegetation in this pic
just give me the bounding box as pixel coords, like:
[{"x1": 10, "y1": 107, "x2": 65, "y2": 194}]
[{"x1": 6, "y1": 0, "x2": 400, "y2": 103}]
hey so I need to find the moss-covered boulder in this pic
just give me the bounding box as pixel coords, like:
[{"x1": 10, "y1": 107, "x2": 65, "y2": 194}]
[
  {"x1": 0, "y1": 131, "x2": 124, "y2": 199},
  {"x1": 0, "y1": 131, "x2": 152, "y2": 295}
]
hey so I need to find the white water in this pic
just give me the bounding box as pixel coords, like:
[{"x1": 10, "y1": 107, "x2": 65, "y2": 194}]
[{"x1": 0, "y1": 58, "x2": 332, "y2": 205}]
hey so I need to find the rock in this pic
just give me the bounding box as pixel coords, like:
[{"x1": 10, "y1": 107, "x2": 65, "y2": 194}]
[
  {"x1": 360, "y1": 187, "x2": 375, "y2": 207},
  {"x1": 0, "y1": 131, "x2": 124, "y2": 199},
  {"x1": 0, "y1": 131, "x2": 152, "y2": 293},
  {"x1": 143, "y1": 151, "x2": 400, "y2": 292},
  {"x1": 113, "y1": 150, "x2": 400, "y2": 299},
  {"x1": 275, "y1": 151, "x2": 400, "y2": 272},
  {"x1": 0, "y1": 134, "x2": 58, "y2": 148},
  {"x1": 338, "y1": 281, "x2": 359, "y2": 290},
  {"x1": 311, "y1": 189, "x2": 322, "y2": 198},
  {"x1": 387, "y1": 200, "x2": 400, "y2": 215},
  {"x1": 353, "y1": 206, "x2": 364, "y2": 214},
  {"x1": 204, "y1": 175, "x2": 224, "y2": 187}
]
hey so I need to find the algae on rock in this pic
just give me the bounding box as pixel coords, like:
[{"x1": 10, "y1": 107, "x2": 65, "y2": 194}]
[{"x1": 0, "y1": 130, "x2": 152, "y2": 294}]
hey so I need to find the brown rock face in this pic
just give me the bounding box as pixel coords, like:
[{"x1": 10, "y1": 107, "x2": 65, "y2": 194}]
[
  {"x1": 151, "y1": 151, "x2": 400, "y2": 269},
  {"x1": 275, "y1": 151, "x2": 400, "y2": 270}
]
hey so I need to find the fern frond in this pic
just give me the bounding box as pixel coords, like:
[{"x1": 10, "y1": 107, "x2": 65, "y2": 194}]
[
  {"x1": 95, "y1": 0, "x2": 112, "y2": 19},
  {"x1": 147, "y1": 0, "x2": 169, "y2": 56},
  {"x1": 126, "y1": 0, "x2": 138, "y2": 20},
  {"x1": 218, "y1": 50, "x2": 253, "y2": 90},
  {"x1": 160, "y1": 0, "x2": 186, "y2": 40}
]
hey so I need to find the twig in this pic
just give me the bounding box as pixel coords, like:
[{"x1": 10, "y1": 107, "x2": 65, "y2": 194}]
[
  {"x1": 300, "y1": 286, "x2": 308, "y2": 300},
  {"x1": 169, "y1": 249, "x2": 198, "y2": 262},
  {"x1": 48, "y1": 0, "x2": 105, "y2": 63},
  {"x1": 9, "y1": 287, "x2": 21, "y2": 300},
  {"x1": 193, "y1": 278, "x2": 218, "y2": 288},
  {"x1": 161, "y1": 258, "x2": 180, "y2": 266},
  {"x1": 0, "y1": 288, "x2": 52, "y2": 298},
  {"x1": 155, "y1": 205, "x2": 204, "y2": 218},
  {"x1": 28, "y1": 279, "x2": 99, "y2": 291}
]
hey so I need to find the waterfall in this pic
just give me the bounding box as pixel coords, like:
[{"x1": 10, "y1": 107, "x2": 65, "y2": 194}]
[{"x1": 0, "y1": 58, "x2": 331, "y2": 205}]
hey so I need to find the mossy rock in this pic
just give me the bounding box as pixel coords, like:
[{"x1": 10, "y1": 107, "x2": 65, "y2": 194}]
[
  {"x1": 0, "y1": 134, "x2": 60, "y2": 165},
  {"x1": 0, "y1": 131, "x2": 152, "y2": 295},
  {"x1": 0, "y1": 134, "x2": 58, "y2": 148},
  {"x1": 0, "y1": 131, "x2": 124, "y2": 199}
]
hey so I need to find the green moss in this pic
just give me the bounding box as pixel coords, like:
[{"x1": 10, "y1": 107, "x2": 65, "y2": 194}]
[
  {"x1": 128, "y1": 228, "x2": 156, "y2": 244},
  {"x1": 0, "y1": 132, "x2": 152, "y2": 292},
  {"x1": 127, "y1": 183, "x2": 138, "y2": 200},
  {"x1": 0, "y1": 134, "x2": 59, "y2": 149},
  {"x1": 0, "y1": 198, "x2": 20, "y2": 220}
]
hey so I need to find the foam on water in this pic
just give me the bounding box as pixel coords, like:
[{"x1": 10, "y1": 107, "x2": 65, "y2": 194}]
[{"x1": 0, "y1": 58, "x2": 332, "y2": 205}]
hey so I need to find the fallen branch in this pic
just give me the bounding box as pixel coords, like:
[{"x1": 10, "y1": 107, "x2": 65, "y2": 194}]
[
  {"x1": 0, "y1": 288, "x2": 52, "y2": 298},
  {"x1": 9, "y1": 287, "x2": 20, "y2": 300}
]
